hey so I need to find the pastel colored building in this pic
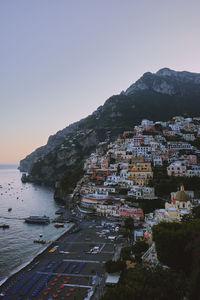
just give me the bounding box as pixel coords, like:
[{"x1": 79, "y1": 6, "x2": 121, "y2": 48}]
[
  {"x1": 128, "y1": 162, "x2": 153, "y2": 185},
  {"x1": 167, "y1": 161, "x2": 187, "y2": 176},
  {"x1": 165, "y1": 186, "x2": 192, "y2": 221},
  {"x1": 119, "y1": 206, "x2": 144, "y2": 220}
]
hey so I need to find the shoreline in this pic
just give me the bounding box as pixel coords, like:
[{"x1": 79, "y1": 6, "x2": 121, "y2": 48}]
[{"x1": 0, "y1": 222, "x2": 75, "y2": 287}]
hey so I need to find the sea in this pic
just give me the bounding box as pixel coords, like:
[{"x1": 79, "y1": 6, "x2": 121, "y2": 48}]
[{"x1": 0, "y1": 164, "x2": 71, "y2": 281}]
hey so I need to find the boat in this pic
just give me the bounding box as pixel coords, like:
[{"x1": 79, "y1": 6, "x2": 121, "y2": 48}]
[
  {"x1": 8, "y1": 208, "x2": 12, "y2": 212},
  {"x1": 34, "y1": 239, "x2": 46, "y2": 244},
  {"x1": 25, "y1": 216, "x2": 50, "y2": 224},
  {"x1": 0, "y1": 224, "x2": 10, "y2": 229},
  {"x1": 54, "y1": 223, "x2": 64, "y2": 228}
]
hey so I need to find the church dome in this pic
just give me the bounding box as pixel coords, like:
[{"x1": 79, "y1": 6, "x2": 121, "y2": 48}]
[{"x1": 175, "y1": 185, "x2": 190, "y2": 202}]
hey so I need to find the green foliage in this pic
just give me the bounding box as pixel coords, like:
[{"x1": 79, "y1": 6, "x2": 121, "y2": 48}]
[
  {"x1": 191, "y1": 138, "x2": 200, "y2": 150},
  {"x1": 153, "y1": 220, "x2": 200, "y2": 273},
  {"x1": 30, "y1": 160, "x2": 44, "y2": 177},
  {"x1": 154, "y1": 123, "x2": 163, "y2": 132},
  {"x1": 128, "y1": 198, "x2": 164, "y2": 214},
  {"x1": 132, "y1": 241, "x2": 149, "y2": 261},
  {"x1": 124, "y1": 217, "x2": 134, "y2": 232},
  {"x1": 101, "y1": 266, "x2": 186, "y2": 300},
  {"x1": 187, "y1": 269, "x2": 200, "y2": 300},
  {"x1": 120, "y1": 246, "x2": 133, "y2": 261},
  {"x1": 105, "y1": 260, "x2": 126, "y2": 273},
  {"x1": 192, "y1": 205, "x2": 200, "y2": 219},
  {"x1": 122, "y1": 231, "x2": 133, "y2": 239},
  {"x1": 28, "y1": 89, "x2": 200, "y2": 187},
  {"x1": 141, "y1": 199, "x2": 164, "y2": 214},
  {"x1": 119, "y1": 241, "x2": 148, "y2": 262},
  {"x1": 152, "y1": 165, "x2": 200, "y2": 196},
  {"x1": 182, "y1": 205, "x2": 200, "y2": 222},
  {"x1": 109, "y1": 157, "x2": 116, "y2": 164},
  {"x1": 60, "y1": 163, "x2": 84, "y2": 193},
  {"x1": 118, "y1": 188, "x2": 128, "y2": 195}
]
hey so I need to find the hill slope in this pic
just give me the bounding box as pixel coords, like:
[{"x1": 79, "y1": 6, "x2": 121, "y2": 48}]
[{"x1": 19, "y1": 68, "x2": 200, "y2": 196}]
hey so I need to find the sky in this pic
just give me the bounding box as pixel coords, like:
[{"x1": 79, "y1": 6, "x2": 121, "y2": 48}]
[{"x1": 1, "y1": 0, "x2": 200, "y2": 164}]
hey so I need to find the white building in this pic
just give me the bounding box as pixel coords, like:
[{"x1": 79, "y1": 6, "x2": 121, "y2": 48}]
[
  {"x1": 153, "y1": 156, "x2": 163, "y2": 167},
  {"x1": 128, "y1": 186, "x2": 155, "y2": 199},
  {"x1": 141, "y1": 119, "x2": 154, "y2": 129}
]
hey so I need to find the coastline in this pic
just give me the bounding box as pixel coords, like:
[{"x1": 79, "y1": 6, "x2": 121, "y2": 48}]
[{"x1": 0, "y1": 222, "x2": 75, "y2": 287}]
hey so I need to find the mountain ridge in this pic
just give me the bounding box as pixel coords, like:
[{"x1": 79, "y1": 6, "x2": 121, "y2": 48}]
[
  {"x1": 123, "y1": 68, "x2": 200, "y2": 96},
  {"x1": 19, "y1": 68, "x2": 200, "y2": 197}
]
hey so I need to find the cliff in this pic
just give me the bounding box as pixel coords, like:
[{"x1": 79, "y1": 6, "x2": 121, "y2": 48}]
[{"x1": 19, "y1": 68, "x2": 200, "y2": 200}]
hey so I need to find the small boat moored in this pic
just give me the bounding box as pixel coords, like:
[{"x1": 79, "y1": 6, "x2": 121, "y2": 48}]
[
  {"x1": 34, "y1": 239, "x2": 46, "y2": 244},
  {"x1": 0, "y1": 224, "x2": 10, "y2": 229},
  {"x1": 54, "y1": 223, "x2": 64, "y2": 228},
  {"x1": 25, "y1": 216, "x2": 50, "y2": 224}
]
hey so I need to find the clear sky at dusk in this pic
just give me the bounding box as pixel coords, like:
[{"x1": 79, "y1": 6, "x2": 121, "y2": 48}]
[{"x1": 1, "y1": 0, "x2": 200, "y2": 164}]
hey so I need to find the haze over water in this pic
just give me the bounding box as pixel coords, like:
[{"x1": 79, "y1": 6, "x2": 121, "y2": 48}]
[{"x1": 0, "y1": 165, "x2": 70, "y2": 281}]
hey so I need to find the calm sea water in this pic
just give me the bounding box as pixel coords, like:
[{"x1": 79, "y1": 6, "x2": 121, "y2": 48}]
[{"x1": 0, "y1": 165, "x2": 71, "y2": 281}]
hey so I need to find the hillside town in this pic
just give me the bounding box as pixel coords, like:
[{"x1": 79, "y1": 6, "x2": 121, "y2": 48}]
[
  {"x1": 72, "y1": 116, "x2": 200, "y2": 264},
  {"x1": 2, "y1": 116, "x2": 200, "y2": 300}
]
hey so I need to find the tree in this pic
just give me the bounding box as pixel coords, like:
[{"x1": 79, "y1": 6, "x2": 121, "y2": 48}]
[
  {"x1": 105, "y1": 260, "x2": 126, "y2": 273},
  {"x1": 124, "y1": 217, "x2": 134, "y2": 232},
  {"x1": 152, "y1": 220, "x2": 200, "y2": 273},
  {"x1": 120, "y1": 246, "x2": 133, "y2": 261},
  {"x1": 101, "y1": 266, "x2": 186, "y2": 300},
  {"x1": 132, "y1": 241, "x2": 149, "y2": 262},
  {"x1": 192, "y1": 205, "x2": 200, "y2": 219},
  {"x1": 182, "y1": 205, "x2": 200, "y2": 222}
]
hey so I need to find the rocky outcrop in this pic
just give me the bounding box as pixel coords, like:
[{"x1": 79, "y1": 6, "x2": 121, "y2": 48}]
[
  {"x1": 124, "y1": 68, "x2": 200, "y2": 96},
  {"x1": 19, "y1": 120, "x2": 83, "y2": 172}
]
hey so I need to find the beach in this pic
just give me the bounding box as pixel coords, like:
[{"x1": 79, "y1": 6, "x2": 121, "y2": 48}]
[{"x1": 0, "y1": 216, "x2": 120, "y2": 299}]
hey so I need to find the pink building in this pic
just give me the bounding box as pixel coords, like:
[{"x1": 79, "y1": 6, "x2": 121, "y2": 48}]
[
  {"x1": 167, "y1": 162, "x2": 187, "y2": 176},
  {"x1": 118, "y1": 207, "x2": 144, "y2": 220},
  {"x1": 180, "y1": 155, "x2": 197, "y2": 165}
]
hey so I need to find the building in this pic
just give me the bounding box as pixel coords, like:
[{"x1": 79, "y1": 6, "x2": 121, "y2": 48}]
[
  {"x1": 127, "y1": 146, "x2": 152, "y2": 156},
  {"x1": 96, "y1": 204, "x2": 119, "y2": 217},
  {"x1": 141, "y1": 119, "x2": 154, "y2": 129},
  {"x1": 167, "y1": 142, "x2": 193, "y2": 151},
  {"x1": 182, "y1": 133, "x2": 195, "y2": 141},
  {"x1": 128, "y1": 186, "x2": 155, "y2": 199},
  {"x1": 94, "y1": 186, "x2": 116, "y2": 195},
  {"x1": 128, "y1": 162, "x2": 153, "y2": 185},
  {"x1": 91, "y1": 169, "x2": 111, "y2": 181},
  {"x1": 165, "y1": 185, "x2": 192, "y2": 220},
  {"x1": 81, "y1": 195, "x2": 108, "y2": 208},
  {"x1": 167, "y1": 161, "x2": 187, "y2": 176},
  {"x1": 186, "y1": 165, "x2": 200, "y2": 177},
  {"x1": 118, "y1": 206, "x2": 144, "y2": 220},
  {"x1": 179, "y1": 155, "x2": 197, "y2": 165},
  {"x1": 153, "y1": 156, "x2": 163, "y2": 167}
]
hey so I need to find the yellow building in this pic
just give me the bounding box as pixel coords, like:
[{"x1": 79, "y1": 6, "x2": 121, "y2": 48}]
[{"x1": 128, "y1": 162, "x2": 153, "y2": 186}]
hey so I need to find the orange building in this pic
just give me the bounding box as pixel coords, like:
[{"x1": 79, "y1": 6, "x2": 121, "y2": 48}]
[{"x1": 128, "y1": 162, "x2": 153, "y2": 185}]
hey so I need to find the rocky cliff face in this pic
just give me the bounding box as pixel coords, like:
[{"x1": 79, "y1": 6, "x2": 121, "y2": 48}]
[
  {"x1": 19, "y1": 120, "x2": 86, "y2": 172},
  {"x1": 19, "y1": 68, "x2": 200, "y2": 199},
  {"x1": 124, "y1": 68, "x2": 200, "y2": 96}
]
